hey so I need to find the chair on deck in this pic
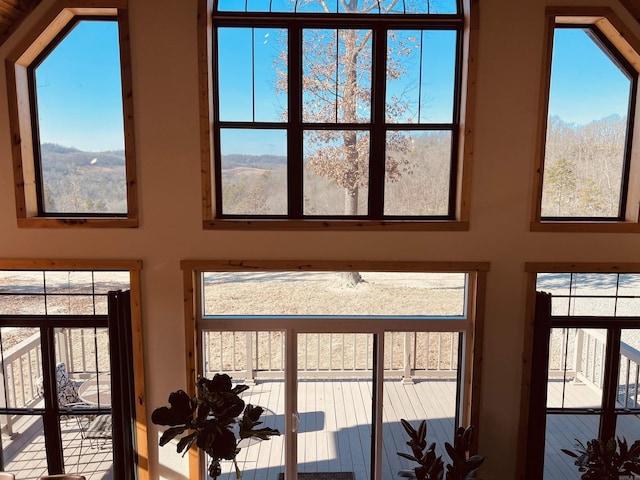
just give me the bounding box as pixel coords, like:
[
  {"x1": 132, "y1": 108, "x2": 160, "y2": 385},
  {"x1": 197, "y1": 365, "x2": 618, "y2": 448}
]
[
  {"x1": 77, "y1": 414, "x2": 112, "y2": 457},
  {"x1": 36, "y1": 362, "x2": 82, "y2": 407}
]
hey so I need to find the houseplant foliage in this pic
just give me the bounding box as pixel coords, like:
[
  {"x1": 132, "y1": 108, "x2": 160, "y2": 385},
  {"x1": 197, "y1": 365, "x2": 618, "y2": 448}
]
[
  {"x1": 397, "y1": 419, "x2": 485, "y2": 480},
  {"x1": 561, "y1": 437, "x2": 640, "y2": 479},
  {"x1": 152, "y1": 373, "x2": 280, "y2": 479}
]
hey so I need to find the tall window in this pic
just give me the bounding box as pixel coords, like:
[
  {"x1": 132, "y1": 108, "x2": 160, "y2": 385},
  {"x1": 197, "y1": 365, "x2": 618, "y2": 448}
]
[
  {"x1": 31, "y1": 19, "x2": 126, "y2": 216},
  {"x1": 525, "y1": 270, "x2": 640, "y2": 479},
  {"x1": 182, "y1": 260, "x2": 486, "y2": 480},
  {"x1": 532, "y1": 9, "x2": 640, "y2": 231},
  {"x1": 204, "y1": 0, "x2": 475, "y2": 229},
  {"x1": 6, "y1": 5, "x2": 138, "y2": 227},
  {"x1": 0, "y1": 260, "x2": 146, "y2": 480}
]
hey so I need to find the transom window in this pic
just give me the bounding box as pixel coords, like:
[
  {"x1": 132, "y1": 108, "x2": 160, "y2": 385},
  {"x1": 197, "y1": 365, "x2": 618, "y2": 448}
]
[{"x1": 205, "y1": 0, "x2": 473, "y2": 228}]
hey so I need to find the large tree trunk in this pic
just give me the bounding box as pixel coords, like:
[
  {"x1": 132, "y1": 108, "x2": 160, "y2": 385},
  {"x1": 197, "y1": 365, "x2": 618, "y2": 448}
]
[
  {"x1": 339, "y1": 271, "x2": 364, "y2": 288},
  {"x1": 343, "y1": 28, "x2": 360, "y2": 216}
]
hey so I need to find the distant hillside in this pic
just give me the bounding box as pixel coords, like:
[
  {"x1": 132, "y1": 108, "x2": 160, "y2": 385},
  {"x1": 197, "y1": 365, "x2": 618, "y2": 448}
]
[
  {"x1": 222, "y1": 154, "x2": 287, "y2": 170},
  {"x1": 41, "y1": 143, "x2": 126, "y2": 169},
  {"x1": 39, "y1": 143, "x2": 127, "y2": 214}
]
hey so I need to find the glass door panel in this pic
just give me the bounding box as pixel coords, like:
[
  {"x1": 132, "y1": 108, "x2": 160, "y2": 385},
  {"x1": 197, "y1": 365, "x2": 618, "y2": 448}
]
[
  {"x1": 547, "y1": 328, "x2": 605, "y2": 409},
  {"x1": 55, "y1": 327, "x2": 113, "y2": 479},
  {"x1": 203, "y1": 330, "x2": 285, "y2": 480},
  {"x1": 387, "y1": 331, "x2": 459, "y2": 478},
  {"x1": 4, "y1": 416, "x2": 48, "y2": 479},
  {"x1": 297, "y1": 333, "x2": 373, "y2": 480},
  {"x1": 619, "y1": 329, "x2": 640, "y2": 409},
  {"x1": 0, "y1": 326, "x2": 44, "y2": 478},
  {"x1": 544, "y1": 414, "x2": 599, "y2": 479}
]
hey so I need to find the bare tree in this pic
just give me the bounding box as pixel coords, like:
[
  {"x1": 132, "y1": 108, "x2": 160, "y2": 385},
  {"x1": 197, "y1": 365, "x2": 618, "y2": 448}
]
[
  {"x1": 276, "y1": 0, "x2": 419, "y2": 217},
  {"x1": 276, "y1": 0, "x2": 422, "y2": 286}
]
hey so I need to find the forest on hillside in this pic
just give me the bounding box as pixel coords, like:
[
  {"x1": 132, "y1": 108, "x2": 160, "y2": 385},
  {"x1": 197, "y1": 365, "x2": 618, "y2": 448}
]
[
  {"x1": 38, "y1": 114, "x2": 628, "y2": 217},
  {"x1": 541, "y1": 114, "x2": 627, "y2": 218},
  {"x1": 40, "y1": 143, "x2": 127, "y2": 214},
  {"x1": 219, "y1": 115, "x2": 629, "y2": 217}
]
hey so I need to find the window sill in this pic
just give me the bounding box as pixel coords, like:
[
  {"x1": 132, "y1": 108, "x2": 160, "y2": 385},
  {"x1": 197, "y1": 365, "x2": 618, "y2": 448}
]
[
  {"x1": 17, "y1": 217, "x2": 138, "y2": 228},
  {"x1": 531, "y1": 221, "x2": 640, "y2": 233},
  {"x1": 204, "y1": 219, "x2": 469, "y2": 231}
]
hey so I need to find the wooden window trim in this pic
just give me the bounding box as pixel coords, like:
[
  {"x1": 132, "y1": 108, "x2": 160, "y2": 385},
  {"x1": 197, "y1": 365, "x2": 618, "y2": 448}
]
[
  {"x1": 0, "y1": 258, "x2": 149, "y2": 480},
  {"x1": 530, "y1": 7, "x2": 640, "y2": 233},
  {"x1": 5, "y1": 0, "x2": 138, "y2": 228},
  {"x1": 197, "y1": 0, "x2": 477, "y2": 231},
  {"x1": 181, "y1": 259, "x2": 488, "y2": 479}
]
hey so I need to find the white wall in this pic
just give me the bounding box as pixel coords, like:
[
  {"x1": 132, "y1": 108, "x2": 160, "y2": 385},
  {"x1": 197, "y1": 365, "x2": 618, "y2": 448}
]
[{"x1": 0, "y1": 0, "x2": 638, "y2": 478}]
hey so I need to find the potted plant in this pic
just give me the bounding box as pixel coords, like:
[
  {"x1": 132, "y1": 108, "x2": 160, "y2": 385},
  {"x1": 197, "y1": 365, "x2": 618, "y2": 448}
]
[
  {"x1": 397, "y1": 419, "x2": 485, "y2": 480},
  {"x1": 561, "y1": 437, "x2": 640, "y2": 479},
  {"x1": 152, "y1": 373, "x2": 280, "y2": 479}
]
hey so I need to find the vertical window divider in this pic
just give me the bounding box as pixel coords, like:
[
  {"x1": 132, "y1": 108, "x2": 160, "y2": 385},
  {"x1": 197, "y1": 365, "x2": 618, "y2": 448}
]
[
  {"x1": 369, "y1": 25, "x2": 387, "y2": 217},
  {"x1": 251, "y1": 27, "x2": 256, "y2": 122},
  {"x1": 288, "y1": 26, "x2": 302, "y2": 217}
]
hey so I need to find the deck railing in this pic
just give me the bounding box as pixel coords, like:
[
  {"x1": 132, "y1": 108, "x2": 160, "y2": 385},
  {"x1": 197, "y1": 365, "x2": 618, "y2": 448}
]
[
  {"x1": 203, "y1": 331, "x2": 460, "y2": 383},
  {"x1": 0, "y1": 328, "x2": 107, "y2": 435},
  {"x1": 549, "y1": 328, "x2": 640, "y2": 408}
]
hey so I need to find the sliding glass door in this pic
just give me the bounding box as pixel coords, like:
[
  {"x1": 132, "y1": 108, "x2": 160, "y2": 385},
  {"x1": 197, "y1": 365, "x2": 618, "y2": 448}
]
[{"x1": 195, "y1": 267, "x2": 479, "y2": 480}]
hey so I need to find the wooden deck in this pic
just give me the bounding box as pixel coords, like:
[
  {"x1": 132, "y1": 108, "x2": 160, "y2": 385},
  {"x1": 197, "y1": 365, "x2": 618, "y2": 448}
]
[
  {"x1": 1, "y1": 413, "x2": 113, "y2": 480},
  {"x1": 0, "y1": 376, "x2": 638, "y2": 480},
  {"x1": 219, "y1": 377, "x2": 458, "y2": 480},
  {"x1": 545, "y1": 379, "x2": 640, "y2": 479}
]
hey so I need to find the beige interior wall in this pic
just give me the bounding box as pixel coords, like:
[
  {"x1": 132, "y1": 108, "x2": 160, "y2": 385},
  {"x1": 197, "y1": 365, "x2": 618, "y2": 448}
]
[{"x1": 0, "y1": 0, "x2": 638, "y2": 478}]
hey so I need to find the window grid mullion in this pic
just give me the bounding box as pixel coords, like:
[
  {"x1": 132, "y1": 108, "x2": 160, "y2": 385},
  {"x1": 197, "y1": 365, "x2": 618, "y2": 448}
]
[
  {"x1": 369, "y1": 26, "x2": 388, "y2": 217},
  {"x1": 288, "y1": 26, "x2": 303, "y2": 218}
]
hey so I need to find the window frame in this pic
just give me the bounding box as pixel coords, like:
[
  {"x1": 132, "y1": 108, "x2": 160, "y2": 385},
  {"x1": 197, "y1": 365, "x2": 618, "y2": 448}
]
[
  {"x1": 0, "y1": 258, "x2": 148, "y2": 479},
  {"x1": 5, "y1": 0, "x2": 138, "y2": 228},
  {"x1": 198, "y1": 0, "x2": 477, "y2": 231},
  {"x1": 181, "y1": 259, "x2": 488, "y2": 479},
  {"x1": 531, "y1": 7, "x2": 640, "y2": 233},
  {"x1": 519, "y1": 262, "x2": 640, "y2": 478}
]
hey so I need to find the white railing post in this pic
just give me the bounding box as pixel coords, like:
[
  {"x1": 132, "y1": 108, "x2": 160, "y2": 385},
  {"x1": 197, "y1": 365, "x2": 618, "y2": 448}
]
[
  {"x1": 573, "y1": 328, "x2": 584, "y2": 385},
  {"x1": 245, "y1": 332, "x2": 255, "y2": 385},
  {"x1": 0, "y1": 360, "x2": 12, "y2": 436},
  {"x1": 402, "y1": 332, "x2": 414, "y2": 385}
]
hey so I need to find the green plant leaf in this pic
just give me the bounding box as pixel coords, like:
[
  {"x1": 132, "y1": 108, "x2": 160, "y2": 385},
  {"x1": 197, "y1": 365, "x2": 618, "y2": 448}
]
[
  {"x1": 151, "y1": 390, "x2": 195, "y2": 426},
  {"x1": 158, "y1": 425, "x2": 188, "y2": 446},
  {"x1": 560, "y1": 448, "x2": 579, "y2": 458},
  {"x1": 397, "y1": 452, "x2": 419, "y2": 462},
  {"x1": 176, "y1": 431, "x2": 198, "y2": 454}
]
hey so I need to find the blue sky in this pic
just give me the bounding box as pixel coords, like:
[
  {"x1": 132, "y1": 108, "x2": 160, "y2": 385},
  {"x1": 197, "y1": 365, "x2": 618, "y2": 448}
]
[
  {"x1": 33, "y1": 19, "x2": 632, "y2": 155},
  {"x1": 548, "y1": 27, "x2": 631, "y2": 125},
  {"x1": 35, "y1": 20, "x2": 124, "y2": 153}
]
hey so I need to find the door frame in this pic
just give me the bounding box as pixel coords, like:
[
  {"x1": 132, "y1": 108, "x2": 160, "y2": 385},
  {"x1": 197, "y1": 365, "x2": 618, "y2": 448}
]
[{"x1": 182, "y1": 260, "x2": 488, "y2": 479}]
